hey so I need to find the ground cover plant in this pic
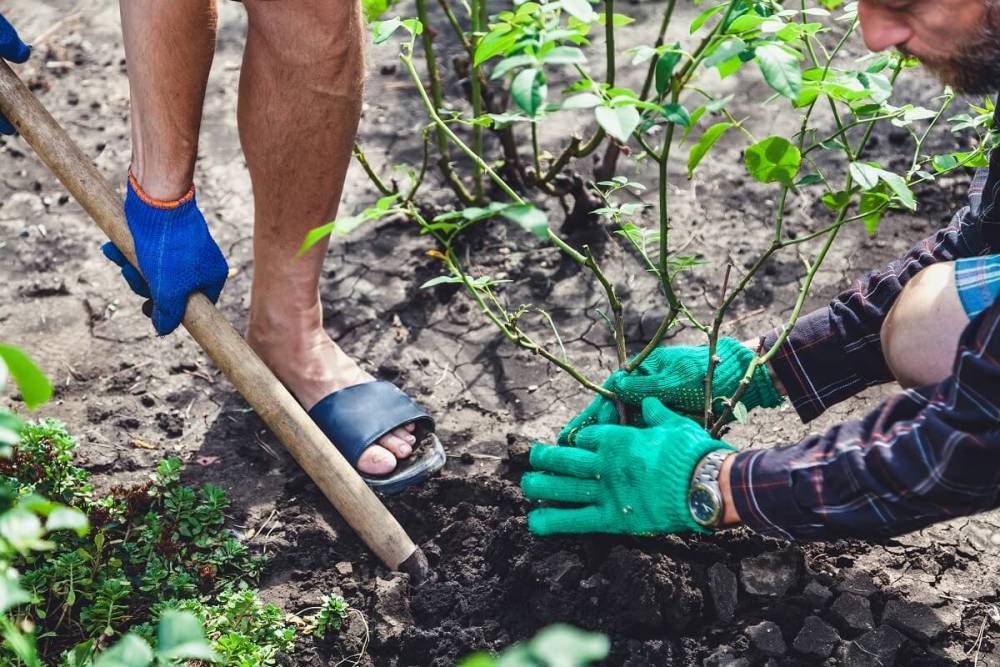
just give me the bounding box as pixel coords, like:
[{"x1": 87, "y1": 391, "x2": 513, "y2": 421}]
[
  {"x1": 0, "y1": 346, "x2": 354, "y2": 666},
  {"x1": 329, "y1": 0, "x2": 997, "y2": 428}
]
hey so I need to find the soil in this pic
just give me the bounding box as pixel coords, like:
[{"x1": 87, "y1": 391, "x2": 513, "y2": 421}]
[{"x1": 4, "y1": 1, "x2": 1000, "y2": 666}]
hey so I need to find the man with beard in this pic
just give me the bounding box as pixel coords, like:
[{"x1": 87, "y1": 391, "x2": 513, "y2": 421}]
[
  {"x1": 521, "y1": 0, "x2": 1000, "y2": 540},
  {"x1": 0, "y1": 3, "x2": 445, "y2": 493}
]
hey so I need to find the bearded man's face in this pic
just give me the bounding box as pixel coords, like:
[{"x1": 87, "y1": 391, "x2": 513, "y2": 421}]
[{"x1": 858, "y1": 0, "x2": 1000, "y2": 94}]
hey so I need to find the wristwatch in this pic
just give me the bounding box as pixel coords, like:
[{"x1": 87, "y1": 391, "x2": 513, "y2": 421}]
[{"x1": 688, "y1": 450, "x2": 729, "y2": 528}]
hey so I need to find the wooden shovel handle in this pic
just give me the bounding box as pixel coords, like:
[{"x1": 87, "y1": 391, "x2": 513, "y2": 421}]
[{"x1": 0, "y1": 60, "x2": 427, "y2": 577}]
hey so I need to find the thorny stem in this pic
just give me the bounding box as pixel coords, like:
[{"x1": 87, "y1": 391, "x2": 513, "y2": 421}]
[
  {"x1": 404, "y1": 49, "x2": 617, "y2": 398},
  {"x1": 638, "y1": 0, "x2": 678, "y2": 101},
  {"x1": 710, "y1": 216, "x2": 846, "y2": 435},
  {"x1": 532, "y1": 122, "x2": 543, "y2": 177},
  {"x1": 352, "y1": 143, "x2": 396, "y2": 196},
  {"x1": 415, "y1": 0, "x2": 475, "y2": 204},
  {"x1": 470, "y1": 0, "x2": 486, "y2": 201},
  {"x1": 403, "y1": 129, "x2": 432, "y2": 205},
  {"x1": 435, "y1": 0, "x2": 473, "y2": 52},
  {"x1": 604, "y1": 0, "x2": 616, "y2": 87},
  {"x1": 707, "y1": 62, "x2": 904, "y2": 433},
  {"x1": 583, "y1": 244, "x2": 628, "y2": 422},
  {"x1": 703, "y1": 263, "x2": 732, "y2": 427},
  {"x1": 413, "y1": 207, "x2": 613, "y2": 398}
]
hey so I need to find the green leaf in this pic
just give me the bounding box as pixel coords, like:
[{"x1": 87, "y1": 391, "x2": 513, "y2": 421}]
[
  {"x1": 0, "y1": 345, "x2": 52, "y2": 410},
  {"x1": 156, "y1": 611, "x2": 220, "y2": 662},
  {"x1": 860, "y1": 190, "x2": 890, "y2": 236},
  {"x1": 661, "y1": 103, "x2": 690, "y2": 127},
  {"x1": 371, "y1": 18, "x2": 401, "y2": 44},
  {"x1": 654, "y1": 44, "x2": 682, "y2": 96},
  {"x1": 732, "y1": 402, "x2": 749, "y2": 424},
  {"x1": 755, "y1": 43, "x2": 801, "y2": 100},
  {"x1": 595, "y1": 105, "x2": 640, "y2": 143},
  {"x1": 92, "y1": 635, "x2": 153, "y2": 667},
  {"x1": 848, "y1": 161, "x2": 880, "y2": 190},
  {"x1": 704, "y1": 37, "x2": 747, "y2": 69},
  {"x1": 362, "y1": 0, "x2": 391, "y2": 21},
  {"x1": 420, "y1": 275, "x2": 464, "y2": 289},
  {"x1": 0, "y1": 507, "x2": 50, "y2": 554},
  {"x1": 560, "y1": 0, "x2": 597, "y2": 23},
  {"x1": 511, "y1": 68, "x2": 547, "y2": 117},
  {"x1": 877, "y1": 170, "x2": 917, "y2": 210},
  {"x1": 597, "y1": 12, "x2": 635, "y2": 26},
  {"x1": 457, "y1": 654, "x2": 496, "y2": 667},
  {"x1": 0, "y1": 571, "x2": 31, "y2": 614},
  {"x1": 474, "y1": 28, "x2": 518, "y2": 66},
  {"x1": 501, "y1": 205, "x2": 549, "y2": 240},
  {"x1": 46, "y1": 506, "x2": 89, "y2": 536},
  {"x1": 560, "y1": 93, "x2": 602, "y2": 110},
  {"x1": 541, "y1": 46, "x2": 586, "y2": 65},
  {"x1": 821, "y1": 190, "x2": 851, "y2": 211},
  {"x1": 744, "y1": 136, "x2": 801, "y2": 187},
  {"x1": 490, "y1": 54, "x2": 535, "y2": 79},
  {"x1": 690, "y1": 3, "x2": 727, "y2": 34},
  {"x1": 932, "y1": 154, "x2": 960, "y2": 172},
  {"x1": 687, "y1": 122, "x2": 732, "y2": 178},
  {"x1": 527, "y1": 624, "x2": 610, "y2": 666}
]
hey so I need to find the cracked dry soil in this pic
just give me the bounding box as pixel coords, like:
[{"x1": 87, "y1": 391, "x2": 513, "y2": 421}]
[{"x1": 4, "y1": 1, "x2": 1000, "y2": 665}]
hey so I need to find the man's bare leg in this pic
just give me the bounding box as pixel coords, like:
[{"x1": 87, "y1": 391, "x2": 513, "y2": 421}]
[
  {"x1": 120, "y1": 0, "x2": 217, "y2": 200},
  {"x1": 239, "y1": 0, "x2": 415, "y2": 475}
]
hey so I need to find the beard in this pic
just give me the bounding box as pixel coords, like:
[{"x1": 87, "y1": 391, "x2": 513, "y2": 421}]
[{"x1": 907, "y1": 5, "x2": 1000, "y2": 94}]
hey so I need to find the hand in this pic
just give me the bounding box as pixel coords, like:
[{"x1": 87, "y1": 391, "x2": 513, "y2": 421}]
[
  {"x1": 558, "y1": 338, "x2": 782, "y2": 443},
  {"x1": 103, "y1": 174, "x2": 228, "y2": 335},
  {"x1": 0, "y1": 13, "x2": 31, "y2": 135},
  {"x1": 523, "y1": 397, "x2": 734, "y2": 536}
]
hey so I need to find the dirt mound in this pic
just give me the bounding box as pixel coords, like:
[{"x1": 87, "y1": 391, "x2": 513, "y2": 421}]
[{"x1": 286, "y1": 450, "x2": 978, "y2": 666}]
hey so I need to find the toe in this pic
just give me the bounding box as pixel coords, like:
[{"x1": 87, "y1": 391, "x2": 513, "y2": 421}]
[
  {"x1": 403, "y1": 422, "x2": 416, "y2": 433},
  {"x1": 392, "y1": 426, "x2": 416, "y2": 444},
  {"x1": 357, "y1": 445, "x2": 398, "y2": 475},
  {"x1": 379, "y1": 432, "x2": 414, "y2": 459}
]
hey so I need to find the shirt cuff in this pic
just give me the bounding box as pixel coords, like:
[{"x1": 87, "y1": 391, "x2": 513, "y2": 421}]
[
  {"x1": 761, "y1": 308, "x2": 877, "y2": 423},
  {"x1": 728, "y1": 448, "x2": 823, "y2": 541}
]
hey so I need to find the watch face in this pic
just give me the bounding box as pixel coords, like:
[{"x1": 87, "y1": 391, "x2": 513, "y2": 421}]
[{"x1": 689, "y1": 484, "x2": 721, "y2": 526}]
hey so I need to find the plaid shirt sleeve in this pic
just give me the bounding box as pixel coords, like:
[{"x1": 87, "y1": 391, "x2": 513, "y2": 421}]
[
  {"x1": 729, "y1": 295, "x2": 1000, "y2": 541},
  {"x1": 761, "y1": 168, "x2": 993, "y2": 423}
]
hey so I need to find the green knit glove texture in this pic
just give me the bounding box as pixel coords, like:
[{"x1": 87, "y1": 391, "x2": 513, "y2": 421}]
[
  {"x1": 558, "y1": 338, "x2": 782, "y2": 444},
  {"x1": 523, "y1": 398, "x2": 735, "y2": 536}
]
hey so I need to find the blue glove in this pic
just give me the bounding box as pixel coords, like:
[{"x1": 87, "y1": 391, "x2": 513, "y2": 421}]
[
  {"x1": 0, "y1": 14, "x2": 31, "y2": 135},
  {"x1": 102, "y1": 175, "x2": 228, "y2": 335}
]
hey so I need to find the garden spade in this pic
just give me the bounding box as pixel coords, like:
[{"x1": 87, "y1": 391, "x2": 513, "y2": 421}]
[{"x1": 0, "y1": 60, "x2": 430, "y2": 583}]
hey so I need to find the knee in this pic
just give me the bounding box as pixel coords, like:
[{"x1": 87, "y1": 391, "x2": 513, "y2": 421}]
[
  {"x1": 881, "y1": 262, "x2": 969, "y2": 388},
  {"x1": 243, "y1": 0, "x2": 364, "y2": 71}
]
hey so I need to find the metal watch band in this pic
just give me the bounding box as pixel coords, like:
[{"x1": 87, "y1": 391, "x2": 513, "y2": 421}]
[{"x1": 692, "y1": 450, "x2": 728, "y2": 486}]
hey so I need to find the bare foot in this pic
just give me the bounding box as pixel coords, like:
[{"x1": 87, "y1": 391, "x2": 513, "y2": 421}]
[{"x1": 247, "y1": 308, "x2": 416, "y2": 476}]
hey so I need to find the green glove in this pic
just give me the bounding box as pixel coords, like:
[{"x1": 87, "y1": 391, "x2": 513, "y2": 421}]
[
  {"x1": 523, "y1": 397, "x2": 734, "y2": 536},
  {"x1": 558, "y1": 338, "x2": 782, "y2": 443}
]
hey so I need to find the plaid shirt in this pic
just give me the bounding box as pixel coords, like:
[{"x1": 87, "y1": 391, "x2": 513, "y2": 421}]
[{"x1": 729, "y1": 163, "x2": 1000, "y2": 541}]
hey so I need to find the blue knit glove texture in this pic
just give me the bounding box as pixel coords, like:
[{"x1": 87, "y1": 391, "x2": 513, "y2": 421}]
[
  {"x1": 102, "y1": 178, "x2": 228, "y2": 336},
  {"x1": 0, "y1": 13, "x2": 31, "y2": 135}
]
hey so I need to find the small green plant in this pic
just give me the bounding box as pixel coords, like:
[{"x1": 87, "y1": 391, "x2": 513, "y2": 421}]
[
  {"x1": 0, "y1": 424, "x2": 285, "y2": 664},
  {"x1": 458, "y1": 624, "x2": 609, "y2": 666},
  {"x1": 145, "y1": 589, "x2": 297, "y2": 667},
  {"x1": 305, "y1": 594, "x2": 350, "y2": 640},
  {"x1": 0, "y1": 346, "x2": 217, "y2": 667}
]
